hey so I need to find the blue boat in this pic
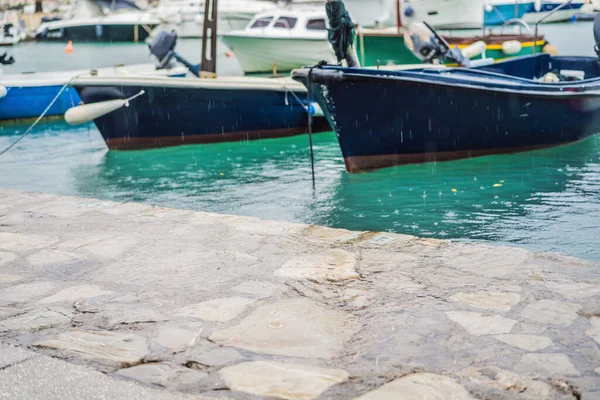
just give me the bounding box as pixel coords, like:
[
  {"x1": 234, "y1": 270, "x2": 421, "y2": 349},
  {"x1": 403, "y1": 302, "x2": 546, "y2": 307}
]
[
  {"x1": 0, "y1": 64, "x2": 187, "y2": 122},
  {"x1": 484, "y1": 1, "x2": 534, "y2": 26},
  {"x1": 292, "y1": 19, "x2": 600, "y2": 172}
]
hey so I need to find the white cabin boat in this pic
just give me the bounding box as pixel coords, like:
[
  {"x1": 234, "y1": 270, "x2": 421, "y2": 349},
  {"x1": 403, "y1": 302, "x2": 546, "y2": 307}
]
[
  {"x1": 36, "y1": 0, "x2": 160, "y2": 42},
  {"x1": 221, "y1": 9, "x2": 334, "y2": 74},
  {"x1": 150, "y1": 0, "x2": 278, "y2": 38}
]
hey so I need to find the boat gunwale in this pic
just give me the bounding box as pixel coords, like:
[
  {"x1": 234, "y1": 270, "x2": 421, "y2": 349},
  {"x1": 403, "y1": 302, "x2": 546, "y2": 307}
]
[
  {"x1": 296, "y1": 65, "x2": 600, "y2": 98},
  {"x1": 71, "y1": 75, "x2": 308, "y2": 92}
]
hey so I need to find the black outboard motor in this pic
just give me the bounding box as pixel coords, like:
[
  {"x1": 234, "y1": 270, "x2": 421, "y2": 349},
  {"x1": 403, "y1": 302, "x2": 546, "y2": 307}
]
[
  {"x1": 0, "y1": 52, "x2": 15, "y2": 66},
  {"x1": 594, "y1": 13, "x2": 600, "y2": 61},
  {"x1": 404, "y1": 22, "x2": 468, "y2": 66},
  {"x1": 149, "y1": 30, "x2": 201, "y2": 77}
]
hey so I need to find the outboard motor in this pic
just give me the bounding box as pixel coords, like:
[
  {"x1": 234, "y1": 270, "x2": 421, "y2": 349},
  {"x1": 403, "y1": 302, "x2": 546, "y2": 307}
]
[
  {"x1": 404, "y1": 22, "x2": 469, "y2": 66},
  {"x1": 0, "y1": 52, "x2": 15, "y2": 66},
  {"x1": 149, "y1": 30, "x2": 200, "y2": 77}
]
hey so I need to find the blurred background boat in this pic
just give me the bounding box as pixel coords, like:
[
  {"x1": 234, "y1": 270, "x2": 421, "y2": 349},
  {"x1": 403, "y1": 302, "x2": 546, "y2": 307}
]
[
  {"x1": 523, "y1": 0, "x2": 585, "y2": 23},
  {"x1": 484, "y1": 0, "x2": 534, "y2": 25},
  {"x1": 35, "y1": 0, "x2": 159, "y2": 42}
]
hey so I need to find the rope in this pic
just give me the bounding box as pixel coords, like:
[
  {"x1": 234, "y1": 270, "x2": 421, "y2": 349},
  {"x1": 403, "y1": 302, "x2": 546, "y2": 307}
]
[{"x1": 0, "y1": 75, "x2": 80, "y2": 158}]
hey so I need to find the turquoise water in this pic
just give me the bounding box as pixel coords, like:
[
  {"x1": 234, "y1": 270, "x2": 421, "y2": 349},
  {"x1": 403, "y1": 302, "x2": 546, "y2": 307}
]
[
  {"x1": 1, "y1": 121, "x2": 600, "y2": 261},
  {"x1": 1, "y1": 22, "x2": 600, "y2": 260}
]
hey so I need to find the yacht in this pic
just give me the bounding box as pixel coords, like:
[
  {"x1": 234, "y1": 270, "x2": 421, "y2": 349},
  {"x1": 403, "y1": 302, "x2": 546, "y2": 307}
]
[{"x1": 36, "y1": 0, "x2": 160, "y2": 42}]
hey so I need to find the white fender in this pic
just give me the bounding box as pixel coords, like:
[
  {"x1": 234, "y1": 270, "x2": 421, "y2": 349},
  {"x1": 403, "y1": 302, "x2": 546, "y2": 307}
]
[
  {"x1": 65, "y1": 99, "x2": 129, "y2": 125},
  {"x1": 65, "y1": 90, "x2": 145, "y2": 125},
  {"x1": 534, "y1": 0, "x2": 541, "y2": 12},
  {"x1": 461, "y1": 41, "x2": 486, "y2": 60},
  {"x1": 307, "y1": 102, "x2": 324, "y2": 117},
  {"x1": 502, "y1": 40, "x2": 522, "y2": 55},
  {"x1": 0, "y1": 85, "x2": 6, "y2": 99}
]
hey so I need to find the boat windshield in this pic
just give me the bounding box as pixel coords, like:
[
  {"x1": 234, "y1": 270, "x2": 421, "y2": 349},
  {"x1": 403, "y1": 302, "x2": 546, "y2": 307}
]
[
  {"x1": 250, "y1": 16, "x2": 273, "y2": 28},
  {"x1": 273, "y1": 17, "x2": 297, "y2": 29},
  {"x1": 306, "y1": 18, "x2": 326, "y2": 30}
]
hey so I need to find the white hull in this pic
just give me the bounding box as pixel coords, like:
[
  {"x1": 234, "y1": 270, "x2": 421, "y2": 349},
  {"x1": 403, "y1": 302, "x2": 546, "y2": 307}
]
[
  {"x1": 523, "y1": 8, "x2": 579, "y2": 22},
  {"x1": 343, "y1": 0, "x2": 484, "y2": 29},
  {"x1": 221, "y1": 35, "x2": 334, "y2": 73}
]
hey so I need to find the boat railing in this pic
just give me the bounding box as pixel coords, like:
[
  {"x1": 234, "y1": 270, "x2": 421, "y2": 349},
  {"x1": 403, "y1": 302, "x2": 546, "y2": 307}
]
[
  {"x1": 501, "y1": 18, "x2": 532, "y2": 34},
  {"x1": 533, "y1": 0, "x2": 574, "y2": 53}
]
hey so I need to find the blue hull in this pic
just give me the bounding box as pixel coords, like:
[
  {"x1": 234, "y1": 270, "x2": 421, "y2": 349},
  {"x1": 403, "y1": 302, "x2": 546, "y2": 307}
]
[
  {"x1": 0, "y1": 85, "x2": 82, "y2": 121},
  {"x1": 73, "y1": 82, "x2": 328, "y2": 149},
  {"x1": 484, "y1": 3, "x2": 532, "y2": 26},
  {"x1": 294, "y1": 55, "x2": 600, "y2": 172}
]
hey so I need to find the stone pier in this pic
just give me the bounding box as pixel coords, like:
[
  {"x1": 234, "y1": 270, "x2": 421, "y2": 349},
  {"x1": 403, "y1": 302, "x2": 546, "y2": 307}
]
[{"x1": 0, "y1": 189, "x2": 599, "y2": 399}]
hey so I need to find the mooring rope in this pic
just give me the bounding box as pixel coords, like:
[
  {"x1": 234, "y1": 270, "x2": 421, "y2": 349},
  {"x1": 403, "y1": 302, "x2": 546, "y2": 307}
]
[{"x1": 0, "y1": 75, "x2": 81, "y2": 158}]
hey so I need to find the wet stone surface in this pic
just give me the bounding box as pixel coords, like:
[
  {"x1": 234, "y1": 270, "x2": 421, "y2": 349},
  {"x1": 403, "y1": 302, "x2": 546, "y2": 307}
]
[{"x1": 0, "y1": 189, "x2": 599, "y2": 399}]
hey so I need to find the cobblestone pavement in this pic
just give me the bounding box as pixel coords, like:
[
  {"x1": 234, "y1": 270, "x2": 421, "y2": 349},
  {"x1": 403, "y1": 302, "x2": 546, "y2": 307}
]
[{"x1": 0, "y1": 189, "x2": 599, "y2": 399}]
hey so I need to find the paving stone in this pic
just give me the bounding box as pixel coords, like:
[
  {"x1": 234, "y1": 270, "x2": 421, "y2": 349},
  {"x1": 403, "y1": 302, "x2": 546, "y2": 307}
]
[
  {"x1": 0, "y1": 355, "x2": 204, "y2": 400},
  {"x1": 39, "y1": 285, "x2": 113, "y2": 304},
  {"x1": 521, "y1": 300, "x2": 582, "y2": 327},
  {"x1": 0, "y1": 274, "x2": 22, "y2": 284},
  {"x1": 210, "y1": 298, "x2": 359, "y2": 359},
  {"x1": 544, "y1": 281, "x2": 600, "y2": 299},
  {"x1": 585, "y1": 317, "x2": 600, "y2": 344},
  {"x1": 0, "y1": 307, "x2": 72, "y2": 332},
  {"x1": 450, "y1": 291, "x2": 521, "y2": 312},
  {"x1": 0, "y1": 306, "x2": 26, "y2": 320},
  {"x1": 0, "y1": 344, "x2": 37, "y2": 368},
  {"x1": 519, "y1": 353, "x2": 580, "y2": 377},
  {"x1": 446, "y1": 311, "x2": 517, "y2": 336},
  {"x1": 494, "y1": 334, "x2": 553, "y2": 351},
  {"x1": 176, "y1": 297, "x2": 255, "y2": 322},
  {"x1": 519, "y1": 323, "x2": 547, "y2": 334},
  {"x1": 153, "y1": 326, "x2": 202, "y2": 352},
  {"x1": 231, "y1": 281, "x2": 279, "y2": 299},
  {"x1": 0, "y1": 232, "x2": 57, "y2": 252},
  {"x1": 443, "y1": 245, "x2": 530, "y2": 278},
  {"x1": 0, "y1": 282, "x2": 57, "y2": 303},
  {"x1": 357, "y1": 372, "x2": 474, "y2": 400},
  {"x1": 186, "y1": 347, "x2": 243, "y2": 368},
  {"x1": 274, "y1": 249, "x2": 359, "y2": 282},
  {"x1": 0, "y1": 251, "x2": 17, "y2": 267},
  {"x1": 26, "y1": 250, "x2": 81, "y2": 268},
  {"x1": 105, "y1": 308, "x2": 167, "y2": 325},
  {"x1": 219, "y1": 361, "x2": 349, "y2": 400},
  {"x1": 117, "y1": 363, "x2": 208, "y2": 389},
  {"x1": 35, "y1": 329, "x2": 150, "y2": 366}
]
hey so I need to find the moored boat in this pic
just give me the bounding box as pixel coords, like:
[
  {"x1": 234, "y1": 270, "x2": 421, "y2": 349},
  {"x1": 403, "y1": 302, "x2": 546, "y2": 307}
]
[
  {"x1": 292, "y1": 20, "x2": 600, "y2": 172},
  {"x1": 70, "y1": 75, "x2": 328, "y2": 149},
  {"x1": 221, "y1": 9, "x2": 334, "y2": 74},
  {"x1": 523, "y1": 0, "x2": 585, "y2": 22},
  {"x1": 36, "y1": 0, "x2": 159, "y2": 42},
  {"x1": 0, "y1": 64, "x2": 187, "y2": 121}
]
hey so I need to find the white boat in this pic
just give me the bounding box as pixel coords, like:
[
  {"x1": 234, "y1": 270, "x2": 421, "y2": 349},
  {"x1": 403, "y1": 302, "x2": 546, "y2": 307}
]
[
  {"x1": 36, "y1": 0, "x2": 160, "y2": 42},
  {"x1": 0, "y1": 24, "x2": 24, "y2": 46},
  {"x1": 341, "y1": 0, "x2": 485, "y2": 29},
  {"x1": 221, "y1": 9, "x2": 335, "y2": 74},
  {"x1": 523, "y1": 0, "x2": 585, "y2": 23},
  {"x1": 150, "y1": 0, "x2": 278, "y2": 38}
]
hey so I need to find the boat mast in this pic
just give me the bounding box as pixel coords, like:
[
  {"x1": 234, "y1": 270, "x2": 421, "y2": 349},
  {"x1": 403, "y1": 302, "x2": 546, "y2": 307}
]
[{"x1": 200, "y1": 0, "x2": 218, "y2": 78}]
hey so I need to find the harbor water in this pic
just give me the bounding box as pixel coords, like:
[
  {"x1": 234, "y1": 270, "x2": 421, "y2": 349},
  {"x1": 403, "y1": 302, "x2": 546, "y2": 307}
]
[{"x1": 1, "y1": 22, "x2": 600, "y2": 261}]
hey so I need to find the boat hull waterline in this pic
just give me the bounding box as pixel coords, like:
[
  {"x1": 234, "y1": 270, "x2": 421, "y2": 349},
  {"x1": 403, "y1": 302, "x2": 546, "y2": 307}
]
[
  {"x1": 293, "y1": 56, "x2": 600, "y2": 172},
  {"x1": 72, "y1": 77, "x2": 329, "y2": 150}
]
